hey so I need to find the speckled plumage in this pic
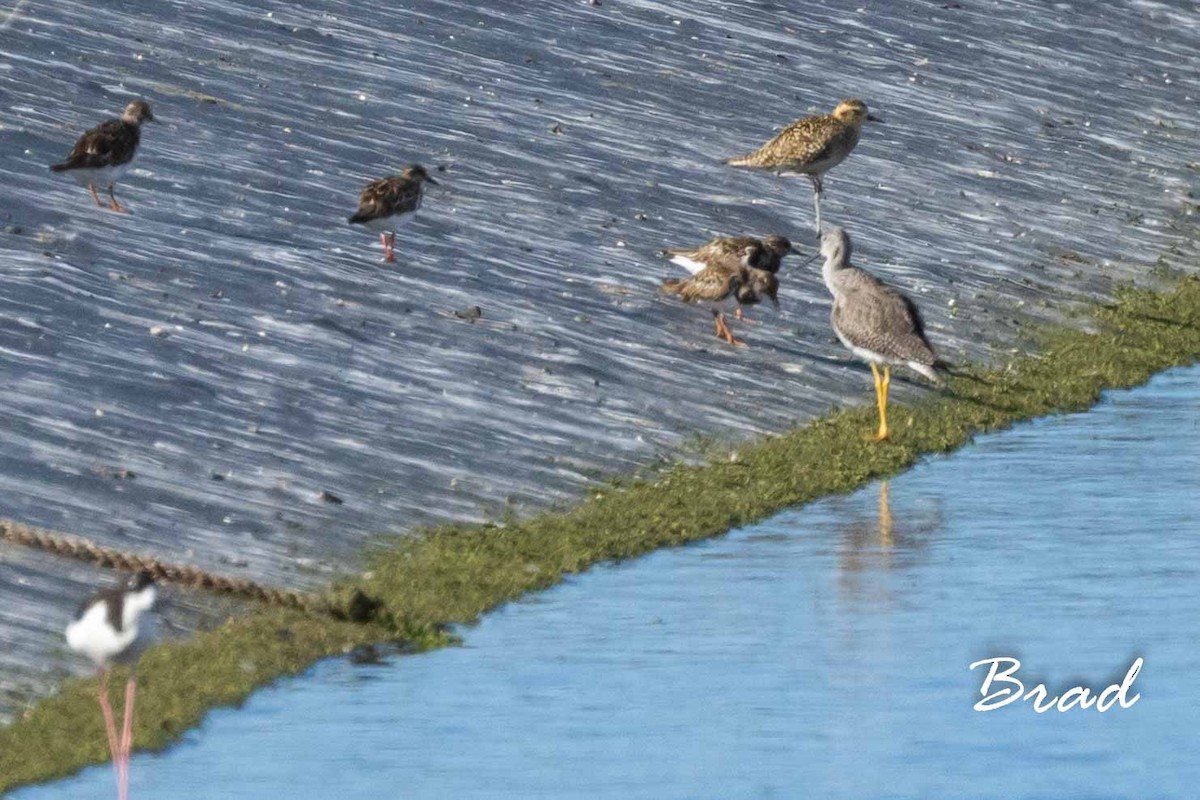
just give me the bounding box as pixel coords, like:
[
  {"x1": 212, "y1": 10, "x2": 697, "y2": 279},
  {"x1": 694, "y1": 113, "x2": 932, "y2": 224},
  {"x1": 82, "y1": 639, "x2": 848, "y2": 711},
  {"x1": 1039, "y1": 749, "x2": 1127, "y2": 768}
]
[
  {"x1": 820, "y1": 227, "x2": 939, "y2": 379},
  {"x1": 725, "y1": 99, "x2": 875, "y2": 176},
  {"x1": 664, "y1": 234, "x2": 792, "y2": 275},
  {"x1": 348, "y1": 164, "x2": 439, "y2": 261},
  {"x1": 660, "y1": 254, "x2": 744, "y2": 304},
  {"x1": 50, "y1": 100, "x2": 157, "y2": 211}
]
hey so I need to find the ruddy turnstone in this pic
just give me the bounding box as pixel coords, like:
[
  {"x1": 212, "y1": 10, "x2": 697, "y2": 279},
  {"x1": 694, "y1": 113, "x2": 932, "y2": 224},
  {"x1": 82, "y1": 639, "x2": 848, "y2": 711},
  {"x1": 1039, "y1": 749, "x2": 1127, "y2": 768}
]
[
  {"x1": 661, "y1": 243, "x2": 777, "y2": 346},
  {"x1": 65, "y1": 571, "x2": 158, "y2": 800},
  {"x1": 347, "y1": 164, "x2": 439, "y2": 263},
  {"x1": 818, "y1": 227, "x2": 943, "y2": 442},
  {"x1": 50, "y1": 100, "x2": 157, "y2": 213},
  {"x1": 664, "y1": 234, "x2": 791, "y2": 320},
  {"x1": 726, "y1": 99, "x2": 881, "y2": 233}
]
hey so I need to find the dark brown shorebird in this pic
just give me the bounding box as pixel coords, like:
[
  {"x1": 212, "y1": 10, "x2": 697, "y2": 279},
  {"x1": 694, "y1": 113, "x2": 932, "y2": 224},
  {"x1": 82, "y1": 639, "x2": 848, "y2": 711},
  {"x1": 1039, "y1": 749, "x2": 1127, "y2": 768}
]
[
  {"x1": 662, "y1": 234, "x2": 790, "y2": 321},
  {"x1": 726, "y1": 99, "x2": 881, "y2": 233},
  {"x1": 348, "y1": 164, "x2": 439, "y2": 262},
  {"x1": 819, "y1": 226, "x2": 943, "y2": 442},
  {"x1": 65, "y1": 572, "x2": 158, "y2": 800},
  {"x1": 50, "y1": 100, "x2": 158, "y2": 213},
  {"x1": 660, "y1": 242, "x2": 779, "y2": 346}
]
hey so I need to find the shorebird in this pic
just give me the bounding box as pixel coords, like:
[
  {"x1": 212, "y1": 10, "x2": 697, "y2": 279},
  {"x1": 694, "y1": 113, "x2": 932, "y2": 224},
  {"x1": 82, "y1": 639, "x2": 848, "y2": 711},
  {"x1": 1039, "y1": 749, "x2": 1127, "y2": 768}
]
[
  {"x1": 818, "y1": 227, "x2": 942, "y2": 441},
  {"x1": 66, "y1": 572, "x2": 158, "y2": 800},
  {"x1": 348, "y1": 164, "x2": 439, "y2": 262},
  {"x1": 50, "y1": 100, "x2": 157, "y2": 213},
  {"x1": 663, "y1": 234, "x2": 790, "y2": 321},
  {"x1": 661, "y1": 243, "x2": 778, "y2": 346},
  {"x1": 726, "y1": 99, "x2": 881, "y2": 233}
]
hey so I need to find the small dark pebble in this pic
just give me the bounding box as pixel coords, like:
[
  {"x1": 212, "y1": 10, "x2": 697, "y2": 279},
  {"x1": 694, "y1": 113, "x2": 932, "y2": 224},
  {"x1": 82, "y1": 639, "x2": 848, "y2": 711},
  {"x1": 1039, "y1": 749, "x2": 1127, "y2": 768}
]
[
  {"x1": 436, "y1": 164, "x2": 447, "y2": 172},
  {"x1": 4, "y1": 225, "x2": 22, "y2": 235},
  {"x1": 550, "y1": 122, "x2": 565, "y2": 134},
  {"x1": 776, "y1": 54, "x2": 788, "y2": 61},
  {"x1": 211, "y1": 289, "x2": 225, "y2": 299},
  {"x1": 319, "y1": 490, "x2": 343, "y2": 504},
  {"x1": 210, "y1": 472, "x2": 225, "y2": 481}
]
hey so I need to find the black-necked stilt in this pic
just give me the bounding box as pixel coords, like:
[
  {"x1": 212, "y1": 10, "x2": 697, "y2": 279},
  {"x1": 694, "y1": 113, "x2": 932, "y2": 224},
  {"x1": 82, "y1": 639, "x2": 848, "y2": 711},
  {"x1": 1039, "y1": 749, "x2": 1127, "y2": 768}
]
[{"x1": 65, "y1": 571, "x2": 157, "y2": 800}]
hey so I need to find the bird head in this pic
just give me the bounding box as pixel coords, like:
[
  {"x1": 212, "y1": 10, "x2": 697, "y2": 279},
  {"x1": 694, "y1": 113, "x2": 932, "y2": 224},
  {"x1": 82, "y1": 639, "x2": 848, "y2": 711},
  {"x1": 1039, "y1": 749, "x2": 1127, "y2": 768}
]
[
  {"x1": 820, "y1": 226, "x2": 852, "y2": 265},
  {"x1": 122, "y1": 100, "x2": 157, "y2": 125},
  {"x1": 762, "y1": 235, "x2": 793, "y2": 259},
  {"x1": 402, "y1": 163, "x2": 440, "y2": 186},
  {"x1": 832, "y1": 99, "x2": 882, "y2": 125}
]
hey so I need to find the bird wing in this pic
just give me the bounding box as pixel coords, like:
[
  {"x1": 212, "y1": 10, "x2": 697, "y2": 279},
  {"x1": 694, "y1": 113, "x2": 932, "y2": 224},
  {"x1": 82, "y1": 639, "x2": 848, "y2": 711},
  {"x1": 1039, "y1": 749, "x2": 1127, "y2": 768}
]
[
  {"x1": 662, "y1": 258, "x2": 741, "y2": 303},
  {"x1": 354, "y1": 175, "x2": 423, "y2": 220},
  {"x1": 833, "y1": 274, "x2": 937, "y2": 365},
  {"x1": 58, "y1": 119, "x2": 139, "y2": 170}
]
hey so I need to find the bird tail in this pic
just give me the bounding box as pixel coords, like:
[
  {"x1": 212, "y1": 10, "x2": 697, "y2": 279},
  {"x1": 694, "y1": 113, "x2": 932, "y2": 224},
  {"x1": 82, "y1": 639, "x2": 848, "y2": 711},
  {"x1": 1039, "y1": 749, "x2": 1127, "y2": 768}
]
[
  {"x1": 49, "y1": 162, "x2": 72, "y2": 173},
  {"x1": 724, "y1": 151, "x2": 759, "y2": 167},
  {"x1": 934, "y1": 361, "x2": 988, "y2": 385},
  {"x1": 347, "y1": 212, "x2": 368, "y2": 225}
]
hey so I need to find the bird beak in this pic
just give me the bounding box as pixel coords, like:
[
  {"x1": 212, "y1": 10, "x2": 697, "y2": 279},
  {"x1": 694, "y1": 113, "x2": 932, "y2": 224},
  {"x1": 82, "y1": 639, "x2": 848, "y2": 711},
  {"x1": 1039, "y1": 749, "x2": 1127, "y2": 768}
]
[
  {"x1": 867, "y1": 114, "x2": 884, "y2": 123},
  {"x1": 799, "y1": 252, "x2": 821, "y2": 268},
  {"x1": 425, "y1": 175, "x2": 440, "y2": 186}
]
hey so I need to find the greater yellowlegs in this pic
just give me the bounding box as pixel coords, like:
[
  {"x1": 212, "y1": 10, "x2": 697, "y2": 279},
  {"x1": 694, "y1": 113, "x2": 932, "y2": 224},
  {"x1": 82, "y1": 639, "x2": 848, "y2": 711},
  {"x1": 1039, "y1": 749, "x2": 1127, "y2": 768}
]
[
  {"x1": 726, "y1": 99, "x2": 881, "y2": 234},
  {"x1": 818, "y1": 227, "x2": 941, "y2": 441},
  {"x1": 348, "y1": 164, "x2": 439, "y2": 262},
  {"x1": 65, "y1": 572, "x2": 157, "y2": 800},
  {"x1": 50, "y1": 100, "x2": 158, "y2": 213}
]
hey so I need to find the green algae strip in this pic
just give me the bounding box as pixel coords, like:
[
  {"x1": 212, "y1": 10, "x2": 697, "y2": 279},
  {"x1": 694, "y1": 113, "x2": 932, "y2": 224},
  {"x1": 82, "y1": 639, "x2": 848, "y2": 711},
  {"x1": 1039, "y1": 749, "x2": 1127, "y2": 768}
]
[{"x1": 4, "y1": 277, "x2": 1200, "y2": 791}]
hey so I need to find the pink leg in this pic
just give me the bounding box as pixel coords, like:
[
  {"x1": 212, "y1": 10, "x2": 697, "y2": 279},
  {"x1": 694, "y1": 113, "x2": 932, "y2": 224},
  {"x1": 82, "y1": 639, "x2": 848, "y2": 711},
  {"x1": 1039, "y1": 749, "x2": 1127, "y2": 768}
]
[
  {"x1": 379, "y1": 232, "x2": 388, "y2": 259},
  {"x1": 118, "y1": 676, "x2": 136, "y2": 800},
  {"x1": 96, "y1": 671, "x2": 122, "y2": 790},
  {"x1": 385, "y1": 233, "x2": 396, "y2": 263}
]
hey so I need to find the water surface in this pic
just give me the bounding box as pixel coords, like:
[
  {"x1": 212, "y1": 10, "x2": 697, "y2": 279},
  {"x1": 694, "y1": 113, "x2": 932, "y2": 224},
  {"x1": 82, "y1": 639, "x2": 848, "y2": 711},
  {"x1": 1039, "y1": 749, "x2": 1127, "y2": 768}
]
[{"x1": 15, "y1": 366, "x2": 1200, "y2": 798}]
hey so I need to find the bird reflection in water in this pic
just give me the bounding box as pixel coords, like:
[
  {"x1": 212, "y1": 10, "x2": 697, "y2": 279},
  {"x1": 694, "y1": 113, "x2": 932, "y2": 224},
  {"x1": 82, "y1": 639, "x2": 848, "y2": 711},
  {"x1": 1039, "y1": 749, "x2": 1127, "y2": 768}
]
[{"x1": 837, "y1": 481, "x2": 942, "y2": 603}]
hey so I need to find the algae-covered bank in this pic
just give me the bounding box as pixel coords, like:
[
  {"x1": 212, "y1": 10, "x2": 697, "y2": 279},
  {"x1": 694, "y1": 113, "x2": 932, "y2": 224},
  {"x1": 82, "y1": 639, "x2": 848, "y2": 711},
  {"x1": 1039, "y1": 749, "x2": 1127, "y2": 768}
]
[{"x1": 5, "y1": 273, "x2": 1200, "y2": 792}]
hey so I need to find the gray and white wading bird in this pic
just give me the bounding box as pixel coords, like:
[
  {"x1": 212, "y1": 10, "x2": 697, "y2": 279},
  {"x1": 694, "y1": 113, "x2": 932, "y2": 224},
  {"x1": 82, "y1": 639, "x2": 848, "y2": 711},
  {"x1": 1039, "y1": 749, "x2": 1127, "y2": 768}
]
[
  {"x1": 726, "y1": 99, "x2": 882, "y2": 234},
  {"x1": 65, "y1": 572, "x2": 158, "y2": 800},
  {"x1": 348, "y1": 164, "x2": 439, "y2": 262},
  {"x1": 818, "y1": 227, "x2": 944, "y2": 441},
  {"x1": 50, "y1": 100, "x2": 158, "y2": 213}
]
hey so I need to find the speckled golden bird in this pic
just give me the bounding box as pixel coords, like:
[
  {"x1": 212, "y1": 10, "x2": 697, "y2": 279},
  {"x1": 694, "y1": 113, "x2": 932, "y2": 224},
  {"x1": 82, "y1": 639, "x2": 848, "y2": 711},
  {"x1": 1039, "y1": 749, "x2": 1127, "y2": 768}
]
[{"x1": 726, "y1": 99, "x2": 882, "y2": 233}]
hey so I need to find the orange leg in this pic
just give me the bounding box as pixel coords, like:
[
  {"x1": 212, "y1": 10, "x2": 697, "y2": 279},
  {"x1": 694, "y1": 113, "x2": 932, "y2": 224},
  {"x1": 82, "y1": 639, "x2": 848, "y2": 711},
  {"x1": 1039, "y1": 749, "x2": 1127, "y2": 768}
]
[
  {"x1": 89, "y1": 185, "x2": 104, "y2": 207},
  {"x1": 96, "y1": 671, "x2": 122, "y2": 790},
  {"x1": 714, "y1": 312, "x2": 746, "y2": 348},
  {"x1": 108, "y1": 185, "x2": 127, "y2": 213}
]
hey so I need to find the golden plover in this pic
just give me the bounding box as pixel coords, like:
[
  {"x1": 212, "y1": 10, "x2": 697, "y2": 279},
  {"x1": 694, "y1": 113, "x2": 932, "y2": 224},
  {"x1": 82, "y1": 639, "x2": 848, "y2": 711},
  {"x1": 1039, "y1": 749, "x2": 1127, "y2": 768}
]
[
  {"x1": 818, "y1": 226, "x2": 942, "y2": 442},
  {"x1": 726, "y1": 99, "x2": 881, "y2": 233},
  {"x1": 50, "y1": 100, "x2": 158, "y2": 213},
  {"x1": 660, "y1": 243, "x2": 779, "y2": 346},
  {"x1": 348, "y1": 164, "x2": 439, "y2": 263}
]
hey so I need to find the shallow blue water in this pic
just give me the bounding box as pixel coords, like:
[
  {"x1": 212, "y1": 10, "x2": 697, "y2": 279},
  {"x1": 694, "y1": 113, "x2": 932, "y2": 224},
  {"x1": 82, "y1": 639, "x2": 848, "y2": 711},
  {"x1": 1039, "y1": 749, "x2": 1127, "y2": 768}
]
[{"x1": 13, "y1": 366, "x2": 1200, "y2": 798}]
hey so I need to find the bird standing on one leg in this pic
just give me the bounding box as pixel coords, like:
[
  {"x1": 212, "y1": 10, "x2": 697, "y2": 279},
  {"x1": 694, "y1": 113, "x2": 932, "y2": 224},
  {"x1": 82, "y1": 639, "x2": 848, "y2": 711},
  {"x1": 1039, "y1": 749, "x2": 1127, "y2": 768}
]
[
  {"x1": 817, "y1": 226, "x2": 943, "y2": 442},
  {"x1": 347, "y1": 164, "x2": 439, "y2": 263},
  {"x1": 65, "y1": 572, "x2": 158, "y2": 800},
  {"x1": 725, "y1": 99, "x2": 882, "y2": 234},
  {"x1": 50, "y1": 100, "x2": 158, "y2": 213}
]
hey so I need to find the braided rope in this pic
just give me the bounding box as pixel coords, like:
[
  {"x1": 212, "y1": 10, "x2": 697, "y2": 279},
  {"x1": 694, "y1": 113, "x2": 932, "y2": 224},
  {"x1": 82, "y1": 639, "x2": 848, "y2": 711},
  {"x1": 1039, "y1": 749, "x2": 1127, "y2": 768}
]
[{"x1": 0, "y1": 517, "x2": 337, "y2": 616}]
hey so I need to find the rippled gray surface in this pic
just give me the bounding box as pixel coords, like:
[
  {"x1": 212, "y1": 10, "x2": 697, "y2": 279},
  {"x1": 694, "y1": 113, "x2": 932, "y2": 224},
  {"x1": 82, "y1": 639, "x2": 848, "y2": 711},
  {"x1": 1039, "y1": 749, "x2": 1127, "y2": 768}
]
[
  {"x1": 1, "y1": 0, "x2": 1198, "y2": 710},
  {"x1": 16, "y1": 365, "x2": 1200, "y2": 799}
]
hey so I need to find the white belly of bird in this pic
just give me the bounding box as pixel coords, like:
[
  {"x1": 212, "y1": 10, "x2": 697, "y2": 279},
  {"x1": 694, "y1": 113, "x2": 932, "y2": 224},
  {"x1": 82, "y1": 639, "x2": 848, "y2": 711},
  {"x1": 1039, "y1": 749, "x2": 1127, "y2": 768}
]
[
  {"x1": 362, "y1": 211, "x2": 416, "y2": 233},
  {"x1": 670, "y1": 254, "x2": 708, "y2": 276},
  {"x1": 67, "y1": 161, "x2": 131, "y2": 188},
  {"x1": 65, "y1": 603, "x2": 138, "y2": 667}
]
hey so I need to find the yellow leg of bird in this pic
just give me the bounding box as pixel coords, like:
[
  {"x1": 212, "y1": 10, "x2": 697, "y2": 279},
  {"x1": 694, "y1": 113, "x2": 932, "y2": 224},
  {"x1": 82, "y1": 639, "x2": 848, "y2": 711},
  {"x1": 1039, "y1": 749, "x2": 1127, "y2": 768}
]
[{"x1": 874, "y1": 365, "x2": 891, "y2": 442}]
